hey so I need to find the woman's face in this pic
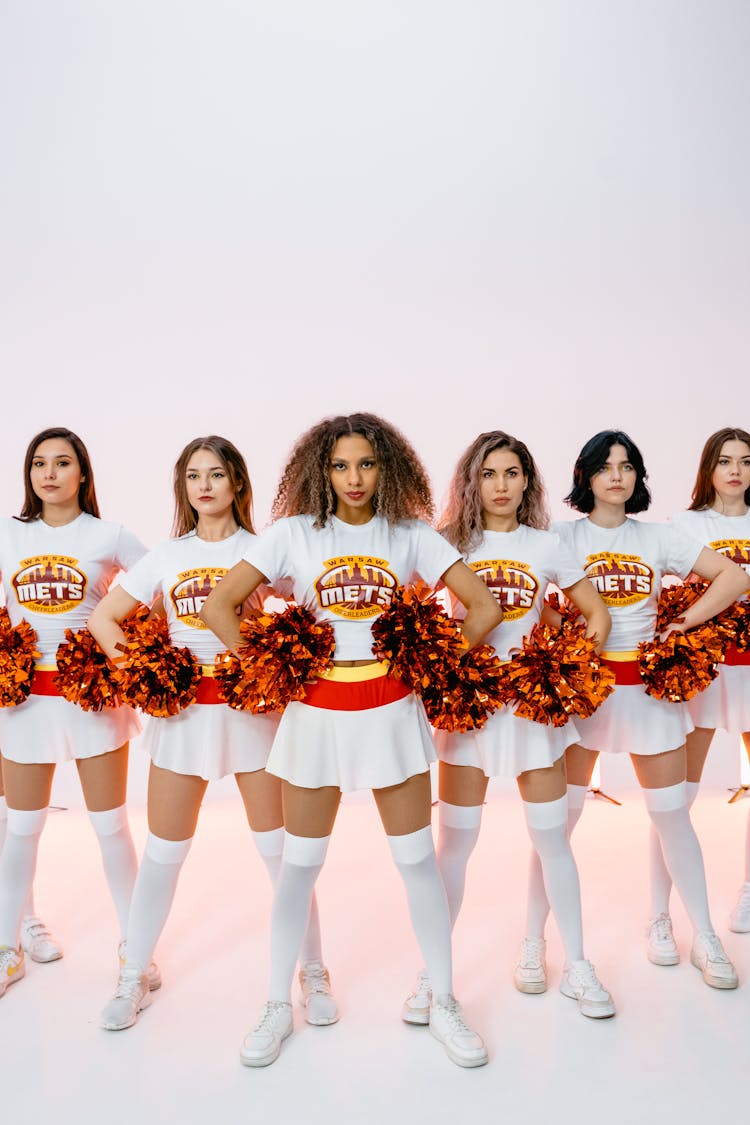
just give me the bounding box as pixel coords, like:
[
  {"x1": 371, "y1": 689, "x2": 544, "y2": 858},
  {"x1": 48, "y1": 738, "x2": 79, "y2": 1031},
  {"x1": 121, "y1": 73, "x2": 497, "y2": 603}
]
[
  {"x1": 30, "y1": 438, "x2": 83, "y2": 511},
  {"x1": 329, "y1": 434, "x2": 379, "y2": 522},
  {"x1": 479, "y1": 448, "x2": 527, "y2": 526},
  {"x1": 589, "y1": 443, "x2": 636, "y2": 509},
  {"x1": 711, "y1": 439, "x2": 750, "y2": 508},
  {"x1": 185, "y1": 448, "x2": 236, "y2": 519}
]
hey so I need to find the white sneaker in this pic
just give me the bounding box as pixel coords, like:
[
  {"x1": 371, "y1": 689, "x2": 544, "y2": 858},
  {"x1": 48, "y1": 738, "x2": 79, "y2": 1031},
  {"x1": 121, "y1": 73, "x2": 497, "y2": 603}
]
[
  {"x1": 298, "y1": 959, "x2": 339, "y2": 1025},
  {"x1": 240, "y1": 1001, "x2": 293, "y2": 1067},
  {"x1": 0, "y1": 946, "x2": 25, "y2": 998},
  {"x1": 690, "y1": 932, "x2": 739, "y2": 989},
  {"x1": 118, "y1": 939, "x2": 162, "y2": 991},
  {"x1": 401, "y1": 969, "x2": 432, "y2": 1025},
  {"x1": 513, "y1": 937, "x2": 547, "y2": 994},
  {"x1": 645, "y1": 913, "x2": 679, "y2": 966},
  {"x1": 560, "y1": 960, "x2": 616, "y2": 1018},
  {"x1": 429, "y1": 995, "x2": 488, "y2": 1068},
  {"x1": 728, "y1": 884, "x2": 750, "y2": 933},
  {"x1": 20, "y1": 915, "x2": 63, "y2": 963},
  {"x1": 100, "y1": 966, "x2": 152, "y2": 1030}
]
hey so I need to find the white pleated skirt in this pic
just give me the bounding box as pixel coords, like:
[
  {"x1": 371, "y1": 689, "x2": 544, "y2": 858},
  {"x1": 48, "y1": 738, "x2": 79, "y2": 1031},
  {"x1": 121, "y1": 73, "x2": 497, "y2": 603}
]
[
  {"x1": 266, "y1": 692, "x2": 437, "y2": 793},
  {"x1": 574, "y1": 683, "x2": 694, "y2": 756},
  {"x1": 687, "y1": 663, "x2": 750, "y2": 734},
  {"x1": 142, "y1": 704, "x2": 279, "y2": 781},
  {"x1": 0, "y1": 695, "x2": 140, "y2": 764},
  {"x1": 436, "y1": 705, "x2": 578, "y2": 779}
]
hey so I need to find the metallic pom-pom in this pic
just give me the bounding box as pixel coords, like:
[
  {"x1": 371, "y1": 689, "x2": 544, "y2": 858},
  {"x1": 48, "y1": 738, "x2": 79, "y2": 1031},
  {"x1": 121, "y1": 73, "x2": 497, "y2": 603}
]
[
  {"x1": 215, "y1": 605, "x2": 335, "y2": 713},
  {"x1": 55, "y1": 629, "x2": 121, "y2": 711},
  {"x1": 421, "y1": 643, "x2": 509, "y2": 732},
  {"x1": 639, "y1": 625, "x2": 724, "y2": 702},
  {"x1": 544, "y1": 592, "x2": 583, "y2": 626},
  {"x1": 0, "y1": 608, "x2": 39, "y2": 707},
  {"x1": 729, "y1": 601, "x2": 750, "y2": 652},
  {"x1": 655, "y1": 581, "x2": 708, "y2": 634},
  {"x1": 117, "y1": 616, "x2": 201, "y2": 716},
  {"x1": 371, "y1": 582, "x2": 465, "y2": 694},
  {"x1": 501, "y1": 621, "x2": 615, "y2": 727}
]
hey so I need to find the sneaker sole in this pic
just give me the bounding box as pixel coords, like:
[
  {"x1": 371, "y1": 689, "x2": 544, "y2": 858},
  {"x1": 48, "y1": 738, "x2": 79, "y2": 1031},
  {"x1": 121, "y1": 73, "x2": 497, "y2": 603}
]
[
  {"x1": 560, "y1": 982, "x2": 616, "y2": 1018},
  {"x1": 401, "y1": 1005, "x2": 431, "y2": 1026},
  {"x1": 690, "y1": 951, "x2": 739, "y2": 989},
  {"x1": 728, "y1": 920, "x2": 750, "y2": 934},
  {"x1": 299, "y1": 998, "x2": 339, "y2": 1026},
  {"x1": 100, "y1": 989, "x2": 152, "y2": 1032},
  {"x1": 429, "y1": 1024, "x2": 488, "y2": 1068},
  {"x1": 240, "y1": 1025, "x2": 292, "y2": 1067},
  {"x1": 647, "y1": 948, "x2": 680, "y2": 967},
  {"x1": 25, "y1": 947, "x2": 64, "y2": 964},
  {"x1": 513, "y1": 975, "x2": 547, "y2": 995}
]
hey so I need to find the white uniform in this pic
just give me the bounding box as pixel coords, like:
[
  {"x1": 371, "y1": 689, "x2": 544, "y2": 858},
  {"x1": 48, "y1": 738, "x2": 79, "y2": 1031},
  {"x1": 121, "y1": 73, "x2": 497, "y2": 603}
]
[
  {"x1": 120, "y1": 529, "x2": 279, "y2": 781},
  {"x1": 0, "y1": 513, "x2": 144, "y2": 763},
  {"x1": 437, "y1": 526, "x2": 585, "y2": 777},
  {"x1": 672, "y1": 508, "x2": 750, "y2": 732},
  {"x1": 243, "y1": 514, "x2": 461, "y2": 791},
  {"x1": 554, "y1": 517, "x2": 701, "y2": 756}
]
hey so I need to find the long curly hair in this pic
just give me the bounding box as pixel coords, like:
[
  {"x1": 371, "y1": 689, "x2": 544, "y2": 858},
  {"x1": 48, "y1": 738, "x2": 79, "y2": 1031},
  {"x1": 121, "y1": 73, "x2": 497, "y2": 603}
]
[
  {"x1": 271, "y1": 413, "x2": 433, "y2": 527},
  {"x1": 689, "y1": 427, "x2": 750, "y2": 511},
  {"x1": 172, "y1": 436, "x2": 254, "y2": 537},
  {"x1": 18, "y1": 427, "x2": 100, "y2": 522},
  {"x1": 439, "y1": 431, "x2": 550, "y2": 554}
]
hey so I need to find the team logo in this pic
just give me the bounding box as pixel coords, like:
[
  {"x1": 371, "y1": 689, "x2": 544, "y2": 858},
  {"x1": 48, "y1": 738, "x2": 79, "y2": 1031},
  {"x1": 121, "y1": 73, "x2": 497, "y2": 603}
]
[
  {"x1": 584, "y1": 552, "x2": 653, "y2": 606},
  {"x1": 710, "y1": 539, "x2": 750, "y2": 576},
  {"x1": 314, "y1": 556, "x2": 397, "y2": 619},
  {"x1": 470, "y1": 559, "x2": 538, "y2": 622},
  {"x1": 169, "y1": 567, "x2": 228, "y2": 629},
  {"x1": 11, "y1": 555, "x2": 87, "y2": 614}
]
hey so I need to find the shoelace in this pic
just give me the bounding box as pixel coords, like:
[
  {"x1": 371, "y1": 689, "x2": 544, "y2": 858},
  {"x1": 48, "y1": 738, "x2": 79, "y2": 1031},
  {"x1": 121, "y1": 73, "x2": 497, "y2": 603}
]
[
  {"x1": 650, "y1": 915, "x2": 674, "y2": 941},
  {"x1": 112, "y1": 968, "x2": 146, "y2": 1000},
  {"x1": 570, "y1": 961, "x2": 601, "y2": 990},
  {"x1": 435, "y1": 997, "x2": 470, "y2": 1033},
  {"x1": 412, "y1": 970, "x2": 431, "y2": 998},
  {"x1": 698, "y1": 934, "x2": 729, "y2": 963},
  {"x1": 301, "y1": 965, "x2": 331, "y2": 995},
  {"x1": 253, "y1": 1002, "x2": 290, "y2": 1033},
  {"x1": 519, "y1": 938, "x2": 545, "y2": 965},
  {"x1": 0, "y1": 947, "x2": 21, "y2": 970}
]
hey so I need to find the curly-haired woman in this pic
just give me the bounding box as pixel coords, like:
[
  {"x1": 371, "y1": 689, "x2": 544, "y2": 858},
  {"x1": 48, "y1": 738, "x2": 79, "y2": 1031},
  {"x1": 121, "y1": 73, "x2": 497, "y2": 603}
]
[{"x1": 202, "y1": 413, "x2": 502, "y2": 1068}]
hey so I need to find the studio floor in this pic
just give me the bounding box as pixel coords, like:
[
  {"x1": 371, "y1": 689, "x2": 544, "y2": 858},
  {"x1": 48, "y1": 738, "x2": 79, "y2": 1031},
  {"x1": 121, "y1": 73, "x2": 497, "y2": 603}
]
[{"x1": 5, "y1": 783, "x2": 748, "y2": 1125}]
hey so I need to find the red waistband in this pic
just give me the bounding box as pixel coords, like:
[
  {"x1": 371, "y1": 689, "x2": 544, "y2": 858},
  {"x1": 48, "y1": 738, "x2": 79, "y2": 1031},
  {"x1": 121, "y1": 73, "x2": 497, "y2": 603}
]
[
  {"x1": 30, "y1": 669, "x2": 60, "y2": 697},
  {"x1": 300, "y1": 673, "x2": 410, "y2": 711},
  {"x1": 195, "y1": 675, "x2": 224, "y2": 705},
  {"x1": 601, "y1": 658, "x2": 643, "y2": 686},
  {"x1": 724, "y1": 645, "x2": 750, "y2": 667}
]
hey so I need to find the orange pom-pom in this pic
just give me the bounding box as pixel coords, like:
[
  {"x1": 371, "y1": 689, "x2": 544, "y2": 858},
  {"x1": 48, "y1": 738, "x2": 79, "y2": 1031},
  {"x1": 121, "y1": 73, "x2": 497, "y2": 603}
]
[
  {"x1": 501, "y1": 621, "x2": 615, "y2": 727},
  {"x1": 55, "y1": 629, "x2": 121, "y2": 711},
  {"x1": 639, "y1": 624, "x2": 724, "y2": 702},
  {"x1": 655, "y1": 581, "x2": 708, "y2": 633},
  {"x1": 729, "y1": 601, "x2": 750, "y2": 652},
  {"x1": 370, "y1": 582, "x2": 465, "y2": 694},
  {"x1": 117, "y1": 616, "x2": 201, "y2": 717},
  {"x1": 421, "y1": 644, "x2": 509, "y2": 732},
  {"x1": 544, "y1": 592, "x2": 583, "y2": 626},
  {"x1": 0, "y1": 608, "x2": 39, "y2": 707},
  {"x1": 215, "y1": 605, "x2": 335, "y2": 713}
]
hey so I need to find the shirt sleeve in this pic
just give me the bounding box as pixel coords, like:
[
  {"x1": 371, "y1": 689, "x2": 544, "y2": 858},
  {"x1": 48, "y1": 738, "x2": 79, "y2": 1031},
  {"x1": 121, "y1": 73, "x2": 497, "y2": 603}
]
[
  {"x1": 412, "y1": 522, "x2": 462, "y2": 587},
  {"x1": 119, "y1": 548, "x2": 163, "y2": 607},
  {"x1": 115, "y1": 525, "x2": 148, "y2": 571},
  {"x1": 550, "y1": 536, "x2": 586, "y2": 590},
  {"x1": 243, "y1": 521, "x2": 292, "y2": 585},
  {"x1": 665, "y1": 525, "x2": 704, "y2": 580}
]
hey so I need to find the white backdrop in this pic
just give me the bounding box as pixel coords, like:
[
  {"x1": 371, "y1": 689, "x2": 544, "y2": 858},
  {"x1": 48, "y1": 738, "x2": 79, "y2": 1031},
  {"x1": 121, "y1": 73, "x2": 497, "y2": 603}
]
[{"x1": 1, "y1": 1, "x2": 749, "y2": 800}]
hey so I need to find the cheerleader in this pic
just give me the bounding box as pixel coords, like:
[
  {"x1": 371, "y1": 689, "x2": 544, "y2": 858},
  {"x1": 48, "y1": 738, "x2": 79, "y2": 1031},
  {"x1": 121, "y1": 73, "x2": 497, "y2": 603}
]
[
  {"x1": 202, "y1": 413, "x2": 502, "y2": 1068},
  {"x1": 403, "y1": 432, "x2": 615, "y2": 1022},
  {"x1": 523, "y1": 430, "x2": 750, "y2": 989},
  {"x1": 0, "y1": 428, "x2": 146, "y2": 998},
  {"x1": 88, "y1": 436, "x2": 330, "y2": 1030},
  {"x1": 647, "y1": 427, "x2": 750, "y2": 952}
]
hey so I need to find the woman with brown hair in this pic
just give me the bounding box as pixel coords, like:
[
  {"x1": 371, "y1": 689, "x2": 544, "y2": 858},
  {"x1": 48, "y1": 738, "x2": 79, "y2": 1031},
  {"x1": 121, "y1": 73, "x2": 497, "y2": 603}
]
[
  {"x1": 202, "y1": 412, "x2": 502, "y2": 1068},
  {"x1": 0, "y1": 427, "x2": 146, "y2": 999},
  {"x1": 647, "y1": 428, "x2": 750, "y2": 957},
  {"x1": 89, "y1": 436, "x2": 329, "y2": 1031}
]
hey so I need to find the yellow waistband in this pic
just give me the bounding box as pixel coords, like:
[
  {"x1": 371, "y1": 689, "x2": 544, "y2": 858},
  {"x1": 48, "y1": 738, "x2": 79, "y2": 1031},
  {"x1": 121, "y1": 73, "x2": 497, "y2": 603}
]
[
  {"x1": 318, "y1": 661, "x2": 389, "y2": 683},
  {"x1": 36, "y1": 663, "x2": 57, "y2": 673},
  {"x1": 201, "y1": 664, "x2": 217, "y2": 677},
  {"x1": 601, "y1": 650, "x2": 639, "y2": 662}
]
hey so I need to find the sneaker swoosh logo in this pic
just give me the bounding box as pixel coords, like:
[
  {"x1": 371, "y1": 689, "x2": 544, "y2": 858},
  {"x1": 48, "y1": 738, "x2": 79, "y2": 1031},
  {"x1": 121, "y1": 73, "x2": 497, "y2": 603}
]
[{"x1": 7, "y1": 961, "x2": 22, "y2": 976}]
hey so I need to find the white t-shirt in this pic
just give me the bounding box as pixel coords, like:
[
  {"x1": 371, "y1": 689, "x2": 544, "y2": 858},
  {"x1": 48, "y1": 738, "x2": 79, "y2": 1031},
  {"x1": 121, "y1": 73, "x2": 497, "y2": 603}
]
[
  {"x1": 121, "y1": 528, "x2": 268, "y2": 665},
  {"x1": 0, "y1": 513, "x2": 146, "y2": 664},
  {"x1": 451, "y1": 526, "x2": 584, "y2": 660},
  {"x1": 553, "y1": 517, "x2": 701, "y2": 652},
  {"x1": 672, "y1": 509, "x2": 750, "y2": 593},
  {"x1": 244, "y1": 514, "x2": 461, "y2": 661}
]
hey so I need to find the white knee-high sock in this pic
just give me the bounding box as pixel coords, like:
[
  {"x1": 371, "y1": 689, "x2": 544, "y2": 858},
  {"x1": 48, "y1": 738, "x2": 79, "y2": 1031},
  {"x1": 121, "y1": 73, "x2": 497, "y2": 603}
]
[
  {"x1": 524, "y1": 783, "x2": 588, "y2": 939},
  {"x1": 0, "y1": 797, "x2": 7, "y2": 852},
  {"x1": 643, "y1": 782, "x2": 713, "y2": 936},
  {"x1": 253, "y1": 827, "x2": 324, "y2": 965},
  {"x1": 436, "y1": 801, "x2": 483, "y2": 928},
  {"x1": 0, "y1": 807, "x2": 48, "y2": 948},
  {"x1": 268, "y1": 833, "x2": 329, "y2": 1003},
  {"x1": 523, "y1": 795, "x2": 584, "y2": 963},
  {"x1": 648, "y1": 780, "x2": 699, "y2": 917},
  {"x1": 388, "y1": 826, "x2": 452, "y2": 998},
  {"x1": 88, "y1": 805, "x2": 139, "y2": 938},
  {"x1": 123, "y1": 833, "x2": 193, "y2": 972},
  {"x1": 744, "y1": 806, "x2": 750, "y2": 884}
]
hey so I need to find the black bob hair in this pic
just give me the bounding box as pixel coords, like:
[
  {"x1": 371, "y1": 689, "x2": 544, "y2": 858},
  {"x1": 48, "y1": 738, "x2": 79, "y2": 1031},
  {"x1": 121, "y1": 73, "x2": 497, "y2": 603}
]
[{"x1": 564, "y1": 430, "x2": 652, "y2": 514}]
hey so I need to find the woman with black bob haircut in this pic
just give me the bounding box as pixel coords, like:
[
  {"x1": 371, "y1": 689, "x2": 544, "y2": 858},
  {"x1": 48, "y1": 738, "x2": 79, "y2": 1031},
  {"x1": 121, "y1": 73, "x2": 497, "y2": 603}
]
[
  {"x1": 521, "y1": 429, "x2": 750, "y2": 993},
  {"x1": 202, "y1": 412, "x2": 502, "y2": 1069}
]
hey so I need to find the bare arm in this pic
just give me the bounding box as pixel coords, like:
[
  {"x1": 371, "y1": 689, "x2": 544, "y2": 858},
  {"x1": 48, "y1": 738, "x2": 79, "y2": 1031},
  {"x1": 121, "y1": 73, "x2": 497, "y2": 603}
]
[
  {"x1": 441, "y1": 559, "x2": 503, "y2": 647},
  {"x1": 668, "y1": 547, "x2": 750, "y2": 633},
  {"x1": 199, "y1": 560, "x2": 268, "y2": 654},
  {"x1": 562, "y1": 577, "x2": 611, "y2": 653},
  {"x1": 88, "y1": 586, "x2": 141, "y2": 661}
]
